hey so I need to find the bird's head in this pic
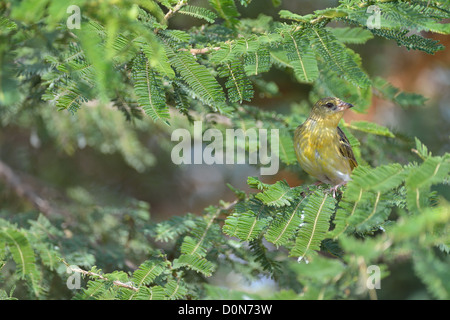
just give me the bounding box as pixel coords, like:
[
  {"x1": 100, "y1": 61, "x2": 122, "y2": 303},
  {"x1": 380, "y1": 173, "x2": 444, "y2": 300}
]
[
  {"x1": 313, "y1": 97, "x2": 353, "y2": 115},
  {"x1": 309, "y1": 97, "x2": 353, "y2": 127}
]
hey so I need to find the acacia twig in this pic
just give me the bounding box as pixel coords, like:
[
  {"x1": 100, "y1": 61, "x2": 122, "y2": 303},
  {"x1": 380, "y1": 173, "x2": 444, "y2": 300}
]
[
  {"x1": 187, "y1": 46, "x2": 221, "y2": 55},
  {"x1": 0, "y1": 158, "x2": 74, "y2": 220},
  {"x1": 0, "y1": 159, "x2": 55, "y2": 216},
  {"x1": 164, "y1": 0, "x2": 187, "y2": 22},
  {"x1": 63, "y1": 260, "x2": 139, "y2": 292}
]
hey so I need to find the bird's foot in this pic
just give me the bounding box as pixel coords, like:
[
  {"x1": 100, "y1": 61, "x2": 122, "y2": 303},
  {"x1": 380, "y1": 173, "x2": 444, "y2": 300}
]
[{"x1": 327, "y1": 182, "x2": 347, "y2": 198}]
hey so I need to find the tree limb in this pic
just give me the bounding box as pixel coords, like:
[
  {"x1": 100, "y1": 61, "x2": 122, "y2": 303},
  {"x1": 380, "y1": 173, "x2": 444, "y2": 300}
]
[
  {"x1": 63, "y1": 260, "x2": 139, "y2": 291},
  {"x1": 164, "y1": 0, "x2": 187, "y2": 22},
  {"x1": 0, "y1": 159, "x2": 69, "y2": 218}
]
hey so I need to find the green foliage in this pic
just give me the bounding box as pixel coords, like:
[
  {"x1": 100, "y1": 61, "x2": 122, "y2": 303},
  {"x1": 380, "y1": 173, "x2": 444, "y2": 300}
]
[
  {"x1": 0, "y1": 215, "x2": 63, "y2": 298},
  {"x1": 281, "y1": 29, "x2": 319, "y2": 83},
  {"x1": 344, "y1": 120, "x2": 396, "y2": 138},
  {"x1": 132, "y1": 53, "x2": 170, "y2": 123},
  {"x1": 0, "y1": 0, "x2": 449, "y2": 300},
  {"x1": 165, "y1": 46, "x2": 226, "y2": 108},
  {"x1": 5, "y1": 0, "x2": 445, "y2": 117},
  {"x1": 308, "y1": 27, "x2": 371, "y2": 88},
  {"x1": 290, "y1": 191, "x2": 336, "y2": 263},
  {"x1": 178, "y1": 5, "x2": 217, "y2": 23},
  {"x1": 329, "y1": 26, "x2": 374, "y2": 44},
  {"x1": 0, "y1": 229, "x2": 36, "y2": 278},
  {"x1": 218, "y1": 59, "x2": 254, "y2": 103}
]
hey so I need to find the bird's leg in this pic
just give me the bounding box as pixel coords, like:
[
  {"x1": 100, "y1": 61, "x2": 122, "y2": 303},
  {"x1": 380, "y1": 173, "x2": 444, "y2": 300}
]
[
  {"x1": 328, "y1": 181, "x2": 347, "y2": 198},
  {"x1": 326, "y1": 185, "x2": 337, "y2": 198}
]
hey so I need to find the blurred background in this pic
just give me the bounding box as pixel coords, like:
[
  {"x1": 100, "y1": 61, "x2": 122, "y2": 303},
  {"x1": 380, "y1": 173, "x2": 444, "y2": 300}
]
[{"x1": 0, "y1": 0, "x2": 448, "y2": 299}]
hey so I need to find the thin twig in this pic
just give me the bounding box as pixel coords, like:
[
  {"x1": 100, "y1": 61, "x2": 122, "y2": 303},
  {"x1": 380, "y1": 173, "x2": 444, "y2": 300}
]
[
  {"x1": 0, "y1": 159, "x2": 60, "y2": 217},
  {"x1": 186, "y1": 46, "x2": 221, "y2": 55},
  {"x1": 63, "y1": 260, "x2": 139, "y2": 292},
  {"x1": 164, "y1": 0, "x2": 187, "y2": 22},
  {"x1": 411, "y1": 148, "x2": 426, "y2": 160}
]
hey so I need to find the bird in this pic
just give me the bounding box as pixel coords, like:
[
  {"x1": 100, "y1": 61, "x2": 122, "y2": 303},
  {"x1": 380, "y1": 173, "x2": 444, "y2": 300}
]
[{"x1": 293, "y1": 97, "x2": 357, "y2": 197}]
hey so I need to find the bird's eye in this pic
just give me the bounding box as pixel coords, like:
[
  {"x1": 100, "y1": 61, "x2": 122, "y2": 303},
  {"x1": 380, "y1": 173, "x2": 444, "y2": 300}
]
[{"x1": 326, "y1": 102, "x2": 334, "y2": 108}]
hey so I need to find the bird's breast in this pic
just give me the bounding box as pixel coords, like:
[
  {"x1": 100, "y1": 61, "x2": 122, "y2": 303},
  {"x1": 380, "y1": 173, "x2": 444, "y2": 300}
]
[{"x1": 294, "y1": 121, "x2": 352, "y2": 185}]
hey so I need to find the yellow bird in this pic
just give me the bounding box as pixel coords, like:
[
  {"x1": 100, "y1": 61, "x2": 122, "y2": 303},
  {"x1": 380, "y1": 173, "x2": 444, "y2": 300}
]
[{"x1": 294, "y1": 97, "x2": 357, "y2": 196}]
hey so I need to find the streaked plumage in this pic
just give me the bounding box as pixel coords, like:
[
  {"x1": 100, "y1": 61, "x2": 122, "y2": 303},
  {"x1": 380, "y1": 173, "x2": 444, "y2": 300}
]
[{"x1": 294, "y1": 97, "x2": 357, "y2": 194}]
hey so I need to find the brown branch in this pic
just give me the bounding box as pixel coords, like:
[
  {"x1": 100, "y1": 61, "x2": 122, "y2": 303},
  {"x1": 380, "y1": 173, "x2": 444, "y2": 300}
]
[
  {"x1": 187, "y1": 46, "x2": 221, "y2": 55},
  {"x1": 63, "y1": 260, "x2": 139, "y2": 291},
  {"x1": 0, "y1": 159, "x2": 70, "y2": 218},
  {"x1": 164, "y1": 0, "x2": 187, "y2": 22},
  {"x1": 177, "y1": 46, "x2": 221, "y2": 56}
]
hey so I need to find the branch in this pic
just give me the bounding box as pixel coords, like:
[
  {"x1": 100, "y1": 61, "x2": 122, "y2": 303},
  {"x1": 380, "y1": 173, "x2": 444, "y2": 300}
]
[
  {"x1": 63, "y1": 260, "x2": 139, "y2": 292},
  {"x1": 0, "y1": 160, "x2": 51, "y2": 213},
  {"x1": 164, "y1": 0, "x2": 187, "y2": 22},
  {"x1": 0, "y1": 159, "x2": 55, "y2": 216},
  {"x1": 187, "y1": 46, "x2": 221, "y2": 55}
]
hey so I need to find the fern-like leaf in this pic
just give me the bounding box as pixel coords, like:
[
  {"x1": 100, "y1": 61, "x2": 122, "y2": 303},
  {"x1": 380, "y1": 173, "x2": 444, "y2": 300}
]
[
  {"x1": 310, "y1": 63, "x2": 372, "y2": 111},
  {"x1": 350, "y1": 164, "x2": 408, "y2": 193},
  {"x1": 218, "y1": 59, "x2": 254, "y2": 103},
  {"x1": 247, "y1": 176, "x2": 270, "y2": 190},
  {"x1": 165, "y1": 45, "x2": 226, "y2": 107},
  {"x1": 78, "y1": 278, "x2": 108, "y2": 300},
  {"x1": 369, "y1": 29, "x2": 444, "y2": 54},
  {"x1": 0, "y1": 229, "x2": 37, "y2": 279},
  {"x1": 132, "y1": 54, "x2": 170, "y2": 123},
  {"x1": 255, "y1": 180, "x2": 295, "y2": 207},
  {"x1": 164, "y1": 278, "x2": 188, "y2": 300},
  {"x1": 78, "y1": 27, "x2": 118, "y2": 102},
  {"x1": 173, "y1": 254, "x2": 215, "y2": 277},
  {"x1": 290, "y1": 191, "x2": 335, "y2": 263},
  {"x1": 328, "y1": 27, "x2": 374, "y2": 44},
  {"x1": 413, "y1": 137, "x2": 432, "y2": 159},
  {"x1": 405, "y1": 155, "x2": 450, "y2": 213},
  {"x1": 0, "y1": 16, "x2": 17, "y2": 32},
  {"x1": 208, "y1": 0, "x2": 240, "y2": 27},
  {"x1": 148, "y1": 214, "x2": 197, "y2": 242},
  {"x1": 249, "y1": 236, "x2": 281, "y2": 275},
  {"x1": 148, "y1": 286, "x2": 167, "y2": 300},
  {"x1": 223, "y1": 211, "x2": 270, "y2": 241},
  {"x1": 265, "y1": 196, "x2": 307, "y2": 246},
  {"x1": 330, "y1": 187, "x2": 365, "y2": 238},
  {"x1": 180, "y1": 207, "x2": 221, "y2": 257},
  {"x1": 279, "y1": 9, "x2": 314, "y2": 23},
  {"x1": 138, "y1": 39, "x2": 175, "y2": 79},
  {"x1": 372, "y1": 76, "x2": 428, "y2": 107},
  {"x1": 54, "y1": 86, "x2": 88, "y2": 113},
  {"x1": 379, "y1": 2, "x2": 450, "y2": 34},
  {"x1": 347, "y1": 192, "x2": 392, "y2": 233},
  {"x1": 244, "y1": 47, "x2": 271, "y2": 76},
  {"x1": 346, "y1": 120, "x2": 396, "y2": 138},
  {"x1": 331, "y1": 164, "x2": 407, "y2": 236},
  {"x1": 179, "y1": 5, "x2": 217, "y2": 23},
  {"x1": 412, "y1": 248, "x2": 450, "y2": 299},
  {"x1": 308, "y1": 27, "x2": 370, "y2": 88},
  {"x1": 132, "y1": 260, "x2": 165, "y2": 287},
  {"x1": 283, "y1": 30, "x2": 318, "y2": 83}
]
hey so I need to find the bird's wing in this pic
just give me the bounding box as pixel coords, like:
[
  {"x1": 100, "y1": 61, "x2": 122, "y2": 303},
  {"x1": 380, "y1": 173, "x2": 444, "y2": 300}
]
[{"x1": 337, "y1": 126, "x2": 357, "y2": 169}]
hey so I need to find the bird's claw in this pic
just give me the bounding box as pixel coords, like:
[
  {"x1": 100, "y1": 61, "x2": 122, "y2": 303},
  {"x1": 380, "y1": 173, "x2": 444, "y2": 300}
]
[
  {"x1": 329, "y1": 186, "x2": 339, "y2": 198},
  {"x1": 327, "y1": 182, "x2": 347, "y2": 198}
]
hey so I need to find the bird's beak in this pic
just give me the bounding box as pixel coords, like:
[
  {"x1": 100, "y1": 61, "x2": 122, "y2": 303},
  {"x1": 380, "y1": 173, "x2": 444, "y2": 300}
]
[{"x1": 337, "y1": 101, "x2": 353, "y2": 111}]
